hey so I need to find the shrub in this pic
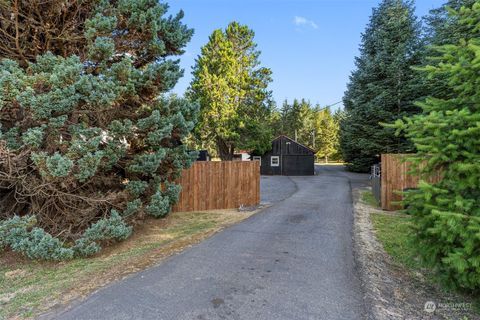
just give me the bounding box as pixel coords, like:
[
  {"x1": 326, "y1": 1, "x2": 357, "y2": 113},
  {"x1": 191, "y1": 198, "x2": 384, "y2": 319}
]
[
  {"x1": 0, "y1": 216, "x2": 74, "y2": 260},
  {"x1": 73, "y1": 210, "x2": 132, "y2": 257},
  {"x1": 0, "y1": 0, "x2": 196, "y2": 259},
  {"x1": 0, "y1": 212, "x2": 132, "y2": 260}
]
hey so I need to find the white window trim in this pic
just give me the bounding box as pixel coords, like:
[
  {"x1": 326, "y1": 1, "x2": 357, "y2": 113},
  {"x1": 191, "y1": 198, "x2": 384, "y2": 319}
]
[
  {"x1": 271, "y1": 156, "x2": 280, "y2": 167},
  {"x1": 252, "y1": 156, "x2": 261, "y2": 165}
]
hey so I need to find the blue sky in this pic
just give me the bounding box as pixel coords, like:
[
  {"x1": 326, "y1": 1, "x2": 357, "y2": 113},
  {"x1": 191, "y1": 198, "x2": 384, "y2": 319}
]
[{"x1": 168, "y1": 0, "x2": 444, "y2": 110}]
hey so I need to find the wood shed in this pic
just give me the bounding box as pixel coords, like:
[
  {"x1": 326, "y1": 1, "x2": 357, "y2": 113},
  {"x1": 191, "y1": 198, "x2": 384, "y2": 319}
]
[{"x1": 253, "y1": 135, "x2": 315, "y2": 176}]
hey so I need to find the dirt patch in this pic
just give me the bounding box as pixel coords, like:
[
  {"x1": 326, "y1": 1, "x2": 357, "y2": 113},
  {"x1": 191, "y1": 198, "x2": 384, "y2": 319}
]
[
  {"x1": 353, "y1": 188, "x2": 477, "y2": 320},
  {"x1": 0, "y1": 292, "x2": 16, "y2": 304},
  {"x1": 4, "y1": 269, "x2": 28, "y2": 279}
]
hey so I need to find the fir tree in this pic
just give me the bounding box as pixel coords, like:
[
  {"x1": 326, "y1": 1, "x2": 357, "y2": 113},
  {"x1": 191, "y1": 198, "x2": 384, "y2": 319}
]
[
  {"x1": 270, "y1": 99, "x2": 341, "y2": 161},
  {"x1": 315, "y1": 108, "x2": 340, "y2": 163},
  {"x1": 276, "y1": 99, "x2": 304, "y2": 141},
  {"x1": 393, "y1": 2, "x2": 480, "y2": 291},
  {"x1": 421, "y1": 0, "x2": 480, "y2": 101},
  {"x1": 189, "y1": 22, "x2": 274, "y2": 160},
  {"x1": 424, "y1": 0, "x2": 478, "y2": 46},
  {"x1": 340, "y1": 0, "x2": 423, "y2": 172},
  {"x1": 0, "y1": 0, "x2": 196, "y2": 259},
  {"x1": 296, "y1": 99, "x2": 316, "y2": 146}
]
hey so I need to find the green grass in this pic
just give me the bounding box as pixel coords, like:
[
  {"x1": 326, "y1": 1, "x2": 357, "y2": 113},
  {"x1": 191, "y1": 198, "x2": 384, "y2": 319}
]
[
  {"x1": 362, "y1": 190, "x2": 480, "y2": 317},
  {"x1": 361, "y1": 190, "x2": 380, "y2": 208},
  {"x1": 369, "y1": 211, "x2": 422, "y2": 270},
  {"x1": 359, "y1": 189, "x2": 421, "y2": 270},
  {"x1": 0, "y1": 209, "x2": 254, "y2": 319}
]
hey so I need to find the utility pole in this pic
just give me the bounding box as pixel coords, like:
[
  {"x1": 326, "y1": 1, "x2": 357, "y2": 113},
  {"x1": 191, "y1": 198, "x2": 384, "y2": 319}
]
[{"x1": 312, "y1": 130, "x2": 315, "y2": 149}]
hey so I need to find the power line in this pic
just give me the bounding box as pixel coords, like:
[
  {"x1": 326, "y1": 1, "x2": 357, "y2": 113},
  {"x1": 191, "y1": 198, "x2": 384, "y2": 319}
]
[
  {"x1": 316, "y1": 100, "x2": 342, "y2": 112},
  {"x1": 324, "y1": 101, "x2": 342, "y2": 108}
]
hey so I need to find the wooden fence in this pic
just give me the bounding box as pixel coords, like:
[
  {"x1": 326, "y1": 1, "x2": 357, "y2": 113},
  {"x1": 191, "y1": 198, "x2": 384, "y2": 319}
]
[
  {"x1": 172, "y1": 161, "x2": 260, "y2": 212},
  {"x1": 381, "y1": 154, "x2": 441, "y2": 211}
]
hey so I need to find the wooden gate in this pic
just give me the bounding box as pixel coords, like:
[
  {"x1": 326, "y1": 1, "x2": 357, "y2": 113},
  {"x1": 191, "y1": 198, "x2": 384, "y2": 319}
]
[{"x1": 381, "y1": 154, "x2": 441, "y2": 211}]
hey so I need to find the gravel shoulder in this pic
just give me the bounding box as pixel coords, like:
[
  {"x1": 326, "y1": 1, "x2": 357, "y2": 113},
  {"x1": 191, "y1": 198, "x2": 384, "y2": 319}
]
[{"x1": 352, "y1": 187, "x2": 478, "y2": 320}]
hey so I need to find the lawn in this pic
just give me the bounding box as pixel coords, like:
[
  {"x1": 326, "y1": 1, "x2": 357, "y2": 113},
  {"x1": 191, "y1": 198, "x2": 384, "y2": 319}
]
[
  {"x1": 369, "y1": 209, "x2": 421, "y2": 270},
  {"x1": 360, "y1": 190, "x2": 380, "y2": 208},
  {"x1": 360, "y1": 189, "x2": 480, "y2": 317},
  {"x1": 0, "y1": 209, "x2": 257, "y2": 319},
  {"x1": 361, "y1": 189, "x2": 420, "y2": 270},
  {"x1": 361, "y1": 190, "x2": 422, "y2": 271}
]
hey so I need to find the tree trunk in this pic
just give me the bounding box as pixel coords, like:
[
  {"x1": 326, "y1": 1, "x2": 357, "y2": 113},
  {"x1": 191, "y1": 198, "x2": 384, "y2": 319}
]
[
  {"x1": 325, "y1": 156, "x2": 328, "y2": 164},
  {"x1": 216, "y1": 138, "x2": 234, "y2": 161}
]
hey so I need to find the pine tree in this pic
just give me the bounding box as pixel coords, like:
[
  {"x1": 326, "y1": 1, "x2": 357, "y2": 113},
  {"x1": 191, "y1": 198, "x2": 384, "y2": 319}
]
[
  {"x1": 315, "y1": 108, "x2": 340, "y2": 163},
  {"x1": 421, "y1": 0, "x2": 479, "y2": 101},
  {"x1": 286, "y1": 99, "x2": 304, "y2": 141},
  {"x1": 424, "y1": 0, "x2": 478, "y2": 46},
  {"x1": 276, "y1": 100, "x2": 293, "y2": 136},
  {"x1": 270, "y1": 99, "x2": 341, "y2": 161},
  {"x1": 189, "y1": 22, "x2": 274, "y2": 160},
  {"x1": 0, "y1": 0, "x2": 196, "y2": 259},
  {"x1": 272, "y1": 99, "x2": 314, "y2": 145},
  {"x1": 393, "y1": 2, "x2": 480, "y2": 291},
  {"x1": 296, "y1": 99, "x2": 315, "y2": 146},
  {"x1": 340, "y1": 0, "x2": 423, "y2": 172}
]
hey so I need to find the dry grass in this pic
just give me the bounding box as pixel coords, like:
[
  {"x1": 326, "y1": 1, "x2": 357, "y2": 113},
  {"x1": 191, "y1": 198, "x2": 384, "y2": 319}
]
[
  {"x1": 0, "y1": 209, "x2": 257, "y2": 320},
  {"x1": 315, "y1": 162, "x2": 345, "y2": 165},
  {"x1": 355, "y1": 189, "x2": 478, "y2": 319}
]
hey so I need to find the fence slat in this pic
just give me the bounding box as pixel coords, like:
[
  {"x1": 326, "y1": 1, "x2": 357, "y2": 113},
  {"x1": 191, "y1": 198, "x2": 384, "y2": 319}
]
[{"x1": 172, "y1": 161, "x2": 260, "y2": 212}]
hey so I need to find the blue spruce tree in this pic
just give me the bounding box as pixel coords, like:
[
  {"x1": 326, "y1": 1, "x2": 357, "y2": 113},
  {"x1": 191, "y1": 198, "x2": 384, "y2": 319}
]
[{"x1": 0, "y1": 0, "x2": 197, "y2": 259}]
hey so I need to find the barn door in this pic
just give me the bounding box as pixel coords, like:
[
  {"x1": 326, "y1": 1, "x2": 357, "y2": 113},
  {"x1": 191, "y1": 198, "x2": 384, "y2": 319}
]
[{"x1": 282, "y1": 155, "x2": 314, "y2": 176}]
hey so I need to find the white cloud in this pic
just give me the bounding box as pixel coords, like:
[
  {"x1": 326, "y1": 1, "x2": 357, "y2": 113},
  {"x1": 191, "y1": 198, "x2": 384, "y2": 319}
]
[{"x1": 293, "y1": 16, "x2": 318, "y2": 29}]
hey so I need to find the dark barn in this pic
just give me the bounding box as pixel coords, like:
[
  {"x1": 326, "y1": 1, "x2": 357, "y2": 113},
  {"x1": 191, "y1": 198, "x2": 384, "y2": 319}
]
[
  {"x1": 254, "y1": 135, "x2": 315, "y2": 176},
  {"x1": 196, "y1": 150, "x2": 210, "y2": 161}
]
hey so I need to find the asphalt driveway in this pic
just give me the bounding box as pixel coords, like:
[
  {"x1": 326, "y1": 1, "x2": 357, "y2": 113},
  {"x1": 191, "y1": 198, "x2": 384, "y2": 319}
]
[
  {"x1": 260, "y1": 175, "x2": 297, "y2": 205},
  {"x1": 42, "y1": 165, "x2": 369, "y2": 320}
]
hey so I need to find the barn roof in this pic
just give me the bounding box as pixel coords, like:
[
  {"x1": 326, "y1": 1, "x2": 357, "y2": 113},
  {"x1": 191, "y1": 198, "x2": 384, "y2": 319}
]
[{"x1": 272, "y1": 135, "x2": 316, "y2": 154}]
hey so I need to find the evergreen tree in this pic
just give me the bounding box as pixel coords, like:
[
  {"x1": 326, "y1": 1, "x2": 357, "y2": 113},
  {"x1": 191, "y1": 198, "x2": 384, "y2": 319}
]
[
  {"x1": 315, "y1": 108, "x2": 340, "y2": 163},
  {"x1": 393, "y1": 2, "x2": 480, "y2": 291},
  {"x1": 287, "y1": 99, "x2": 304, "y2": 141},
  {"x1": 270, "y1": 99, "x2": 341, "y2": 161},
  {"x1": 272, "y1": 99, "x2": 314, "y2": 145},
  {"x1": 424, "y1": 0, "x2": 478, "y2": 46},
  {"x1": 276, "y1": 100, "x2": 293, "y2": 136},
  {"x1": 0, "y1": 0, "x2": 196, "y2": 259},
  {"x1": 421, "y1": 0, "x2": 479, "y2": 100},
  {"x1": 296, "y1": 99, "x2": 316, "y2": 145},
  {"x1": 340, "y1": 0, "x2": 423, "y2": 172},
  {"x1": 331, "y1": 109, "x2": 345, "y2": 161},
  {"x1": 189, "y1": 22, "x2": 274, "y2": 160}
]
